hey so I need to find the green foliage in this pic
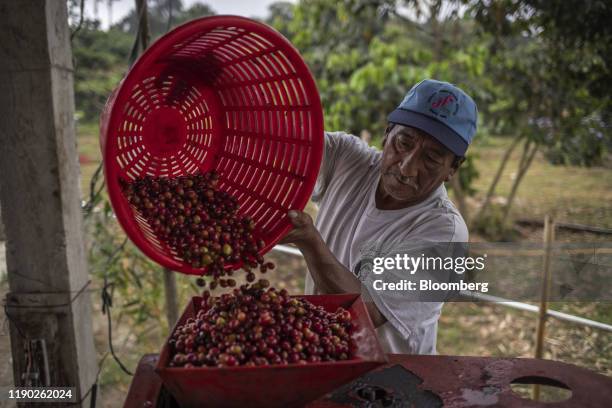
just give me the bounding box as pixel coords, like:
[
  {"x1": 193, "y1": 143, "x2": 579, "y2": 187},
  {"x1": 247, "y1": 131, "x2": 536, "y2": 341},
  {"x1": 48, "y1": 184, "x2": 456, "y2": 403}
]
[
  {"x1": 113, "y1": 0, "x2": 215, "y2": 40},
  {"x1": 69, "y1": 0, "x2": 215, "y2": 122},
  {"x1": 71, "y1": 22, "x2": 132, "y2": 121},
  {"x1": 85, "y1": 197, "x2": 202, "y2": 349},
  {"x1": 278, "y1": 0, "x2": 399, "y2": 136},
  {"x1": 71, "y1": 0, "x2": 611, "y2": 166},
  {"x1": 544, "y1": 115, "x2": 610, "y2": 167},
  {"x1": 463, "y1": 0, "x2": 612, "y2": 166},
  {"x1": 86, "y1": 201, "x2": 165, "y2": 331},
  {"x1": 266, "y1": 0, "x2": 612, "y2": 171},
  {"x1": 267, "y1": 1, "x2": 295, "y2": 37}
]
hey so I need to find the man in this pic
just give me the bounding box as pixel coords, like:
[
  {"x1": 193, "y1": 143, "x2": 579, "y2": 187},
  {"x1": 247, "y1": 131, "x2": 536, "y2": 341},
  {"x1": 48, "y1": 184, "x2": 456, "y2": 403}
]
[{"x1": 281, "y1": 79, "x2": 478, "y2": 354}]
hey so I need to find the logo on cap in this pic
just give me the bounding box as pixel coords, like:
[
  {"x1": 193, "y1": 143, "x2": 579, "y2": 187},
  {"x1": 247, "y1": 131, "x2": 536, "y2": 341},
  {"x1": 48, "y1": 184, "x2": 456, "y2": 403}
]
[{"x1": 428, "y1": 90, "x2": 459, "y2": 119}]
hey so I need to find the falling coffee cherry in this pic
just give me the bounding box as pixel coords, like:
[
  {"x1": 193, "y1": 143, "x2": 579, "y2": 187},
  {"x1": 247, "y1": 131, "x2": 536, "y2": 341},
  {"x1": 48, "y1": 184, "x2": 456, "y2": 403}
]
[{"x1": 119, "y1": 170, "x2": 274, "y2": 286}]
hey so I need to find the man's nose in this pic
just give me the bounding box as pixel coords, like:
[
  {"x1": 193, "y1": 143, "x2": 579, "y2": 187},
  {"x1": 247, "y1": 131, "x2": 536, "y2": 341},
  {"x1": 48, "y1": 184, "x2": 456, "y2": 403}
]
[{"x1": 398, "y1": 150, "x2": 419, "y2": 177}]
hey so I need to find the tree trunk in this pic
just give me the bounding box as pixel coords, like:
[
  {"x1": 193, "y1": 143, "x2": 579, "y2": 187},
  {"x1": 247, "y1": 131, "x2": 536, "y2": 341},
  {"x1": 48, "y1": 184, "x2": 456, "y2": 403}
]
[
  {"x1": 360, "y1": 129, "x2": 372, "y2": 145},
  {"x1": 135, "y1": 0, "x2": 150, "y2": 50},
  {"x1": 475, "y1": 135, "x2": 522, "y2": 221},
  {"x1": 430, "y1": 0, "x2": 443, "y2": 65},
  {"x1": 503, "y1": 140, "x2": 539, "y2": 218},
  {"x1": 450, "y1": 174, "x2": 469, "y2": 222}
]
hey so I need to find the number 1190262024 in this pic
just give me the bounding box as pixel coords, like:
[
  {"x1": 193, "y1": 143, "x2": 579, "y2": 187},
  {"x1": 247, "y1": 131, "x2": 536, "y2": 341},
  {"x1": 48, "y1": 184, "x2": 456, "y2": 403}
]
[{"x1": 3, "y1": 387, "x2": 75, "y2": 402}]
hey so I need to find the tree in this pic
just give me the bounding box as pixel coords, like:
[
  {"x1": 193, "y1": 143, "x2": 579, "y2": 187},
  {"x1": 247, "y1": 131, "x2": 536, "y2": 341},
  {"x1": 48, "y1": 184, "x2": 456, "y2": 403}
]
[
  {"x1": 69, "y1": 0, "x2": 218, "y2": 122},
  {"x1": 113, "y1": 0, "x2": 215, "y2": 40},
  {"x1": 71, "y1": 20, "x2": 132, "y2": 121},
  {"x1": 267, "y1": 1, "x2": 295, "y2": 38},
  {"x1": 466, "y1": 0, "x2": 612, "y2": 227}
]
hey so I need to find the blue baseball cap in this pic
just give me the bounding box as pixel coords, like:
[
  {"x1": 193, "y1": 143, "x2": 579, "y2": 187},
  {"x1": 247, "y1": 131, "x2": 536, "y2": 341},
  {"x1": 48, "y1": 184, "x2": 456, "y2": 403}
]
[{"x1": 387, "y1": 79, "x2": 478, "y2": 156}]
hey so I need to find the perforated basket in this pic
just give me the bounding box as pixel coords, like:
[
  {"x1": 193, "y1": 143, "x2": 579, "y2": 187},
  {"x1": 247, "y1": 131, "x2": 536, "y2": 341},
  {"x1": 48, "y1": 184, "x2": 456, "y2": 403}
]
[{"x1": 100, "y1": 16, "x2": 324, "y2": 274}]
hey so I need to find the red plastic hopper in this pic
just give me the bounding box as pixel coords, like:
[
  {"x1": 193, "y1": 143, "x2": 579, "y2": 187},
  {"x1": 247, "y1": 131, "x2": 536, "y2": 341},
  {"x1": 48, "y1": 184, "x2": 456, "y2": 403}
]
[{"x1": 156, "y1": 294, "x2": 387, "y2": 407}]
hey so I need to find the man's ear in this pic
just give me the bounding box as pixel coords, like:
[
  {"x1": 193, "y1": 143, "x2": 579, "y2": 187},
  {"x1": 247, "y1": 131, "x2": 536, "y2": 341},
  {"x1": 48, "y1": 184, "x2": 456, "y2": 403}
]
[
  {"x1": 452, "y1": 156, "x2": 465, "y2": 170},
  {"x1": 382, "y1": 123, "x2": 394, "y2": 147},
  {"x1": 444, "y1": 156, "x2": 465, "y2": 182},
  {"x1": 444, "y1": 168, "x2": 456, "y2": 182}
]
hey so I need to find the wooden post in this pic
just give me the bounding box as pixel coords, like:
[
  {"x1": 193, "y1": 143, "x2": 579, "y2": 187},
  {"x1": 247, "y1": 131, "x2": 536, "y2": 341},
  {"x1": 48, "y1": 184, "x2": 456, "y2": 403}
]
[
  {"x1": 0, "y1": 204, "x2": 5, "y2": 282},
  {"x1": 0, "y1": 1, "x2": 97, "y2": 405},
  {"x1": 0, "y1": 203, "x2": 5, "y2": 241},
  {"x1": 360, "y1": 130, "x2": 372, "y2": 145},
  {"x1": 163, "y1": 268, "x2": 179, "y2": 328},
  {"x1": 533, "y1": 214, "x2": 555, "y2": 400}
]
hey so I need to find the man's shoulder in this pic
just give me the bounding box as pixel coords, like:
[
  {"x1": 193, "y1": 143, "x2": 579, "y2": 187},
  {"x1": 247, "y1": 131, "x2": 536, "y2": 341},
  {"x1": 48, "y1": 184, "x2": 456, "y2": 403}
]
[
  {"x1": 324, "y1": 130, "x2": 360, "y2": 141},
  {"x1": 321, "y1": 131, "x2": 380, "y2": 187},
  {"x1": 313, "y1": 131, "x2": 379, "y2": 204},
  {"x1": 324, "y1": 131, "x2": 360, "y2": 147},
  {"x1": 324, "y1": 131, "x2": 380, "y2": 164},
  {"x1": 412, "y1": 187, "x2": 469, "y2": 242}
]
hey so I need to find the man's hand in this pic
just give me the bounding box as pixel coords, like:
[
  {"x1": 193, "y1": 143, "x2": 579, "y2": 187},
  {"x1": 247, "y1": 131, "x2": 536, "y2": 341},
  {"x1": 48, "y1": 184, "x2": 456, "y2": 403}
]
[
  {"x1": 279, "y1": 210, "x2": 320, "y2": 249},
  {"x1": 279, "y1": 210, "x2": 388, "y2": 327}
]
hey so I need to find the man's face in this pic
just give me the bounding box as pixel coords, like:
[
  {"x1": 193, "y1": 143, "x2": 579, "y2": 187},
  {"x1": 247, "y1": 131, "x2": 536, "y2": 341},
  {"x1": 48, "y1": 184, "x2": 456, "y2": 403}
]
[{"x1": 378, "y1": 124, "x2": 459, "y2": 209}]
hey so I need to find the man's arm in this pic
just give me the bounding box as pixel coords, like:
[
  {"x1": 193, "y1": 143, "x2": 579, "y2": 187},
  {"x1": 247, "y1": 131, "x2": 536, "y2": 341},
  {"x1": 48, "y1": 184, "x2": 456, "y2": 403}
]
[{"x1": 280, "y1": 210, "x2": 387, "y2": 327}]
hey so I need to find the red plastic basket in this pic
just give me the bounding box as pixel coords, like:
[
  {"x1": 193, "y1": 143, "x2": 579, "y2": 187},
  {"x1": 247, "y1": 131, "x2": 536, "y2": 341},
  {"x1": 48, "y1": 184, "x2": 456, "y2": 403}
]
[
  {"x1": 100, "y1": 16, "x2": 324, "y2": 274},
  {"x1": 156, "y1": 294, "x2": 387, "y2": 408}
]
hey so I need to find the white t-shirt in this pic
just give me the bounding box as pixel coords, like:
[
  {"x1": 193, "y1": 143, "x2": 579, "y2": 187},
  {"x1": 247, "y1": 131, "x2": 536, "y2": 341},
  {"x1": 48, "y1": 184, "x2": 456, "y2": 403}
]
[{"x1": 305, "y1": 132, "x2": 468, "y2": 354}]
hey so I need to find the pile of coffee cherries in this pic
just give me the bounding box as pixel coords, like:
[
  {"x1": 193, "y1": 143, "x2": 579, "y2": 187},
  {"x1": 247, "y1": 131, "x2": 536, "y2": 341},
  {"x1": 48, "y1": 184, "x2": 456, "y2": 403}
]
[
  {"x1": 168, "y1": 281, "x2": 356, "y2": 367},
  {"x1": 119, "y1": 171, "x2": 274, "y2": 284}
]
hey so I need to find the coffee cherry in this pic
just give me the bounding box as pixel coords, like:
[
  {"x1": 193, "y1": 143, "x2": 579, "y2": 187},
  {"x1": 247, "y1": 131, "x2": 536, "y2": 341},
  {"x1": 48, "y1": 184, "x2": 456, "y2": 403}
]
[
  {"x1": 119, "y1": 170, "x2": 276, "y2": 287},
  {"x1": 167, "y1": 284, "x2": 356, "y2": 368}
]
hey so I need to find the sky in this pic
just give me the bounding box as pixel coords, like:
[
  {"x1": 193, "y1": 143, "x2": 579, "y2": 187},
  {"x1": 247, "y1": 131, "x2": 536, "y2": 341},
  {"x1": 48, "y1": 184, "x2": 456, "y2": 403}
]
[
  {"x1": 81, "y1": 0, "x2": 462, "y2": 31},
  {"x1": 84, "y1": 0, "x2": 296, "y2": 30}
]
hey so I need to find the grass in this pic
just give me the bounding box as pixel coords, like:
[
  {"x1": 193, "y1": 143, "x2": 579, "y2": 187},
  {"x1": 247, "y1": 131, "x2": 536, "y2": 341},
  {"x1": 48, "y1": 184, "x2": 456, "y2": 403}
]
[
  {"x1": 76, "y1": 121, "x2": 104, "y2": 201},
  {"x1": 469, "y1": 136, "x2": 612, "y2": 228},
  {"x1": 438, "y1": 302, "x2": 611, "y2": 375}
]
